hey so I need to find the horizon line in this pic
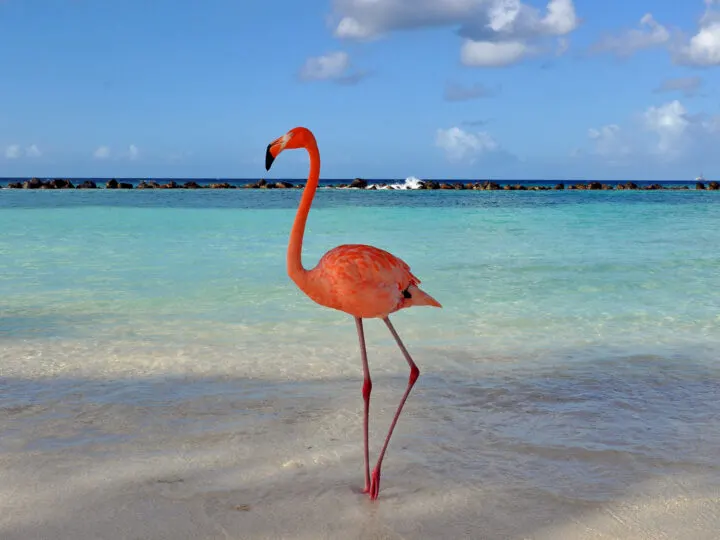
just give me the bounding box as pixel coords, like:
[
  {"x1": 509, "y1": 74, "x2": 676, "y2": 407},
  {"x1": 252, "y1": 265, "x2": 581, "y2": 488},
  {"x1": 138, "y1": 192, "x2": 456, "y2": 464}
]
[{"x1": 0, "y1": 176, "x2": 711, "y2": 183}]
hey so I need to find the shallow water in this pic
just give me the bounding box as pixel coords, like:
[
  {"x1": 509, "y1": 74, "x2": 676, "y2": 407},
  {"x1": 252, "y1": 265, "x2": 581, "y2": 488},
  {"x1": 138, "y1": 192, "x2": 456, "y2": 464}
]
[{"x1": 1, "y1": 189, "x2": 719, "y2": 538}]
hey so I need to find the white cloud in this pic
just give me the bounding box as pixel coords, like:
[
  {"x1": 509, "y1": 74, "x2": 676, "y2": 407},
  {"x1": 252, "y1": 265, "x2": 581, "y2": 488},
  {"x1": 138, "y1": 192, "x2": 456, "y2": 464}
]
[
  {"x1": 435, "y1": 126, "x2": 499, "y2": 163},
  {"x1": 587, "y1": 124, "x2": 630, "y2": 158},
  {"x1": 128, "y1": 144, "x2": 139, "y2": 160},
  {"x1": 592, "y1": 1, "x2": 720, "y2": 66},
  {"x1": 673, "y1": 2, "x2": 720, "y2": 66},
  {"x1": 330, "y1": 0, "x2": 579, "y2": 67},
  {"x1": 5, "y1": 144, "x2": 21, "y2": 159},
  {"x1": 461, "y1": 39, "x2": 530, "y2": 66},
  {"x1": 94, "y1": 146, "x2": 110, "y2": 159},
  {"x1": 585, "y1": 99, "x2": 720, "y2": 163},
  {"x1": 5, "y1": 144, "x2": 41, "y2": 159},
  {"x1": 654, "y1": 76, "x2": 703, "y2": 97},
  {"x1": 643, "y1": 100, "x2": 692, "y2": 157},
  {"x1": 300, "y1": 51, "x2": 349, "y2": 80},
  {"x1": 591, "y1": 13, "x2": 669, "y2": 57},
  {"x1": 540, "y1": 0, "x2": 578, "y2": 35},
  {"x1": 297, "y1": 51, "x2": 368, "y2": 83}
]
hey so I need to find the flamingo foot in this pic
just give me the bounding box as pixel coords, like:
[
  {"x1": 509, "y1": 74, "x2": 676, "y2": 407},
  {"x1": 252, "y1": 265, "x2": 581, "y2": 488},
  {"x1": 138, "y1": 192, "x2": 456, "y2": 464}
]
[{"x1": 368, "y1": 467, "x2": 381, "y2": 501}]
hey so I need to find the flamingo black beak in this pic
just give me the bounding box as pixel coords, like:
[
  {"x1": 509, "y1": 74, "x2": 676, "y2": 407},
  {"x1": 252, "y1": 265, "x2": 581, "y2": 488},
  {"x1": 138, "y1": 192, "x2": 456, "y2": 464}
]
[{"x1": 265, "y1": 144, "x2": 275, "y2": 171}]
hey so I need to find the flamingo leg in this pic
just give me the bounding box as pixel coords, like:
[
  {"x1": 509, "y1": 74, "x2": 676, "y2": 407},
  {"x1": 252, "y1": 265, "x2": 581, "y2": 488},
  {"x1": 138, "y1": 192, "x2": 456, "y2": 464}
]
[
  {"x1": 355, "y1": 317, "x2": 372, "y2": 494},
  {"x1": 368, "y1": 316, "x2": 420, "y2": 501}
]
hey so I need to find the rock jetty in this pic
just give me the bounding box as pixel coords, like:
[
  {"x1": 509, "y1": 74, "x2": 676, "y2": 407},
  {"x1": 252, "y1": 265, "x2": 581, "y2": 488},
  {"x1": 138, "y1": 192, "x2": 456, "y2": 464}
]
[{"x1": 1, "y1": 177, "x2": 718, "y2": 191}]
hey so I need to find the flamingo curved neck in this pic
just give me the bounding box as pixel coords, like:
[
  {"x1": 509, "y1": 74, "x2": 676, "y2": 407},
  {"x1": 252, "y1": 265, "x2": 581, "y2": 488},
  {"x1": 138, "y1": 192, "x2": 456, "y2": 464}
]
[{"x1": 287, "y1": 140, "x2": 320, "y2": 288}]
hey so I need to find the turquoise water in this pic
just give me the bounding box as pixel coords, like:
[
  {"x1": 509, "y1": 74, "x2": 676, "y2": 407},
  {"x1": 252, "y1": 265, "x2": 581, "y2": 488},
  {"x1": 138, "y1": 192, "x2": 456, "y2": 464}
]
[
  {"x1": 1, "y1": 188, "x2": 720, "y2": 538},
  {"x1": 2, "y1": 189, "x2": 719, "y2": 369}
]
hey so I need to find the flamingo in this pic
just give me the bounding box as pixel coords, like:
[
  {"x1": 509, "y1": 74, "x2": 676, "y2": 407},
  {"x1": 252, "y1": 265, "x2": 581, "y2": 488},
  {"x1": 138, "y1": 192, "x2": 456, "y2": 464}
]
[{"x1": 265, "y1": 126, "x2": 442, "y2": 501}]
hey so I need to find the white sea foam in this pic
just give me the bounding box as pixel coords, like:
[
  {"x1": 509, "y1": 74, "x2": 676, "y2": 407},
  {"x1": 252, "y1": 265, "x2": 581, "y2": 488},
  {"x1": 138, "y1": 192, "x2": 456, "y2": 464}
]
[{"x1": 367, "y1": 176, "x2": 425, "y2": 190}]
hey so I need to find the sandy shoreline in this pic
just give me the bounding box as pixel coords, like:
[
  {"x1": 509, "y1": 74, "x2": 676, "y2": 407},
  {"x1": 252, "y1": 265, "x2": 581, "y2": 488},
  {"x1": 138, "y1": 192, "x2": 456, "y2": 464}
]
[{"x1": 2, "y1": 373, "x2": 719, "y2": 540}]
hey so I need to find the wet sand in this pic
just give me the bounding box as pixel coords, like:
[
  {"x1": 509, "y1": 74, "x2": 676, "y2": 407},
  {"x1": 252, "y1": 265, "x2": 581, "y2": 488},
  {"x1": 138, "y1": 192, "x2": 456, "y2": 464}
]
[{"x1": 2, "y1": 365, "x2": 719, "y2": 540}]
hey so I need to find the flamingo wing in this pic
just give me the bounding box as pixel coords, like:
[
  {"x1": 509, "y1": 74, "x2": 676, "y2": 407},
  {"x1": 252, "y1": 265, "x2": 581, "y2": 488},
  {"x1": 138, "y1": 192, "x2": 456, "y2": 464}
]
[{"x1": 308, "y1": 244, "x2": 422, "y2": 317}]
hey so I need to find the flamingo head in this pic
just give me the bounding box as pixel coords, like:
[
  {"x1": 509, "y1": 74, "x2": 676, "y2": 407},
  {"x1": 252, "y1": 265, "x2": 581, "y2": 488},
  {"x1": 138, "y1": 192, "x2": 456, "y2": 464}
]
[{"x1": 265, "y1": 127, "x2": 315, "y2": 171}]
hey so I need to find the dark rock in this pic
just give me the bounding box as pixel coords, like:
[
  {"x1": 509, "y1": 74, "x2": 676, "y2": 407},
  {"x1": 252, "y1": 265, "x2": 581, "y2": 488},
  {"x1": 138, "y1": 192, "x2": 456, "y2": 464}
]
[
  {"x1": 23, "y1": 178, "x2": 44, "y2": 189},
  {"x1": 588, "y1": 182, "x2": 602, "y2": 190},
  {"x1": 554, "y1": 183, "x2": 565, "y2": 190},
  {"x1": 439, "y1": 183, "x2": 454, "y2": 189},
  {"x1": 708, "y1": 181, "x2": 719, "y2": 190},
  {"x1": 183, "y1": 181, "x2": 201, "y2": 189},
  {"x1": 276, "y1": 181, "x2": 294, "y2": 189},
  {"x1": 453, "y1": 182, "x2": 465, "y2": 190},
  {"x1": 48, "y1": 178, "x2": 74, "y2": 189},
  {"x1": 7, "y1": 182, "x2": 23, "y2": 188},
  {"x1": 106, "y1": 179, "x2": 119, "y2": 189},
  {"x1": 257, "y1": 179, "x2": 267, "y2": 187},
  {"x1": 350, "y1": 178, "x2": 367, "y2": 189},
  {"x1": 696, "y1": 182, "x2": 706, "y2": 190},
  {"x1": 118, "y1": 182, "x2": 133, "y2": 189},
  {"x1": 159, "y1": 181, "x2": 178, "y2": 189},
  {"x1": 209, "y1": 182, "x2": 232, "y2": 189},
  {"x1": 136, "y1": 180, "x2": 160, "y2": 189},
  {"x1": 77, "y1": 180, "x2": 97, "y2": 189}
]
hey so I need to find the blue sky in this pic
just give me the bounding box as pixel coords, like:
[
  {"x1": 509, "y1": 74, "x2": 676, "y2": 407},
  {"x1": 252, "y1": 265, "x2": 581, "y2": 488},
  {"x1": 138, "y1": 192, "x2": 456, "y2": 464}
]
[{"x1": 1, "y1": 0, "x2": 719, "y2": 180}]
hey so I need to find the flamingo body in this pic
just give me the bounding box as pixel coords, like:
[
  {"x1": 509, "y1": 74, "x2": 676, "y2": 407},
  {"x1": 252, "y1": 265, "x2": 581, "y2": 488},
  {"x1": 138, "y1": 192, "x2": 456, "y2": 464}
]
[{"x1": 300, "y1": 243, "x2": 442, "y2": 319}]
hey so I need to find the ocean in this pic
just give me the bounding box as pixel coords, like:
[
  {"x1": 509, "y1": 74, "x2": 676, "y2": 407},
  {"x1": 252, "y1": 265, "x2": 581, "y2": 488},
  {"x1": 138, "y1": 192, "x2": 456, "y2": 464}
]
[{"x1": 1, "y1": 182, "x2": 719, "y2": 539}]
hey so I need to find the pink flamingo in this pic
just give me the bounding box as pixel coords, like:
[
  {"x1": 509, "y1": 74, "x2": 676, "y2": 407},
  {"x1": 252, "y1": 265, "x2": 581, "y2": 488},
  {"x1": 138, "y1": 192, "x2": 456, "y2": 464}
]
[{"x1": 265, "y1": 126, "x2": 442, "y2": 501}]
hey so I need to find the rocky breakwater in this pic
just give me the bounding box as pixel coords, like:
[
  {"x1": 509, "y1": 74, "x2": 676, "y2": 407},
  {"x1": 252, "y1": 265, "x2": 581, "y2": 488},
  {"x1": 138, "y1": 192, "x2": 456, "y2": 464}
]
[{"x1": 3, "y1": 177, "x2": 719, "y2": 191}]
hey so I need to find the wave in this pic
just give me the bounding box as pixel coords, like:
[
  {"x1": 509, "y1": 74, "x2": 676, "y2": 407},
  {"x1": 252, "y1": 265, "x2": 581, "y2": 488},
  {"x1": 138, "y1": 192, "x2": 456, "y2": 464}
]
[{"x1": 366, "y1": 176, "x2": 425, "y2": 190}]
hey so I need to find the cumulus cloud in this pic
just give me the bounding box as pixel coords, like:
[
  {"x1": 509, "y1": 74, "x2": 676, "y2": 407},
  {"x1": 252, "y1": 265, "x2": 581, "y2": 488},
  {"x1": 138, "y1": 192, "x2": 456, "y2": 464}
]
[
  {"x1": 461, "y1": 39, "x2": 531, "y2": 66},
  {"x1": 94, "y1": 146, "x2": 110, "y2": 159},
  {"x1": 591, "y1": 2, "x2": 720, "y2": 66},
  {"x1": 587, "y1": 124, "x2": 630, "y2": 158},
  {"x1": 654, "y1": 76, "x2": 703, "y2": 97},
  {"x1": 330, "y1": 0, "x2": 579, "y2": 67},
  {"x1": 435, "y1": 126, "x2": 499, "y2": 163},
  {"x1": 444, "y1": 82, "x2": 497, "y2": 101},
  {"x1": 298, "y1": 51, "x2": 367, "y2": 83},
  {"x1": 585, "y1": 99, "x2": 720, "y2": 162},
  {"x1": 590, "y1": 13, "x2": 669, "y2": 57},
  {"x1": 642, "y1": 100, "x2": 696, "y2": 158},
  {"x1": 673, "y1": 1, "x2": 720, "y2": 66},
  {"x1": 5, "y1": 144, "x2": 41, "y2": 159}
]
